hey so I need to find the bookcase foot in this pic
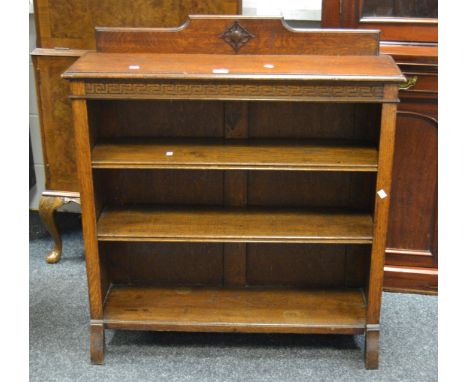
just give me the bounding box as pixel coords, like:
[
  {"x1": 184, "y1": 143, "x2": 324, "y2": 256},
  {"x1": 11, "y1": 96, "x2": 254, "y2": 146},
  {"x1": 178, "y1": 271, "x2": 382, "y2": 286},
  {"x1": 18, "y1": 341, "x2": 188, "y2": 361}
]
[
  {"x1": 365, "y1": 324, "x2": 380, "y2": 369},
  {"x1": 90, "y1": 322, "x2": 105, "y2": 365}
]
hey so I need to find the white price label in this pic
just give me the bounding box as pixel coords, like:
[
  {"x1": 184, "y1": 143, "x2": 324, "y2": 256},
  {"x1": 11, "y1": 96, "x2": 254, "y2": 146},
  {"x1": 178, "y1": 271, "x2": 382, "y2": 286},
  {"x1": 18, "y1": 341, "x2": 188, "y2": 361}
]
[{"x1": 377, "y1": 189, "x2": 387, "y2": 199}]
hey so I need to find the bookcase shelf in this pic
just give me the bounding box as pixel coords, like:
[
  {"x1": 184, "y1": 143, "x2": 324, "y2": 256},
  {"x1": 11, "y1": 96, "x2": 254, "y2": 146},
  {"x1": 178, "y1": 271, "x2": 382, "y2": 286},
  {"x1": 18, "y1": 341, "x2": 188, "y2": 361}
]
[
  {"x1": 92, "y1": 139, "x2": 378, "y2": 172},
  {"x1": 63, "y1": 16, "x2": 403, "y2": 368},
  {"x1": 103, "y1": 286, "x2": 367, "y2": 334},
  {"x1": 97, "y1": 206, "x2": 374, "y2": 244}
]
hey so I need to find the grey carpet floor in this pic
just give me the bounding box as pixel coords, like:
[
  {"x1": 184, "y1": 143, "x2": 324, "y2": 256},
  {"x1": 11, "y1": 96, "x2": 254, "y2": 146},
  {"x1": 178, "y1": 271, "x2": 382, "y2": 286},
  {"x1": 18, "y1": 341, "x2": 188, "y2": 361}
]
[{"x1": 29, "y1": 213, "x2": 437, "y2": 382}]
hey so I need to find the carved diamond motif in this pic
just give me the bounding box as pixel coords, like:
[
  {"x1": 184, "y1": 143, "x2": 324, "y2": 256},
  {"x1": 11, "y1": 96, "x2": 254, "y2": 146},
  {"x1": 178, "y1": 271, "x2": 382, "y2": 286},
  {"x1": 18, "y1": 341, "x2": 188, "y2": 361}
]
[{"x1": 219, "y1": 21, "x2": 255, "y2": 53}]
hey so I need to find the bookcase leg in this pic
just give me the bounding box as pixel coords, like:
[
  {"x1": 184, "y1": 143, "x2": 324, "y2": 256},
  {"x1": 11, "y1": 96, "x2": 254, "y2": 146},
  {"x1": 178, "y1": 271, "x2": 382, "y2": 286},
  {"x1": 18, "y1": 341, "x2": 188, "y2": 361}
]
[
  {"x1": 90, "y1": 322, "x2": 105, "y2": 365},
  {"x1": 365, "y1": 325, "x2": 380, "y2": 369}
]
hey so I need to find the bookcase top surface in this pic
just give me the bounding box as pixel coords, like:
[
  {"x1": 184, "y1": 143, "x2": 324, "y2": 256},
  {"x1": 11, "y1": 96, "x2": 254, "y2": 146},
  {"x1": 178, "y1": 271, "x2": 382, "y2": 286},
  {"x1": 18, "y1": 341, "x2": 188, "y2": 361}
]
[{"x1": 63, "y1": 52, "x2": 404, "y2": 82}]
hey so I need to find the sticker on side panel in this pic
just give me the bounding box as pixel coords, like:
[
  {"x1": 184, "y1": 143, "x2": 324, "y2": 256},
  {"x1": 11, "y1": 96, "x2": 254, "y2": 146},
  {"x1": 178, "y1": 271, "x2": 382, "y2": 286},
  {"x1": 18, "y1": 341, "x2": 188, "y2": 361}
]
[{"x1": 377, "y1": 189, "x2": 387, "y2": 199}]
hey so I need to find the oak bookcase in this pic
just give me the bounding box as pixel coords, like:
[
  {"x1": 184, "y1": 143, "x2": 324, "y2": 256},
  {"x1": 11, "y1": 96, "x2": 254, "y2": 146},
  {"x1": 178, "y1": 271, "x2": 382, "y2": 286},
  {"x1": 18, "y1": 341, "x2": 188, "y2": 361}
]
[{"x1": 63, "y1": 16, "x2": 404, "y2": 369}]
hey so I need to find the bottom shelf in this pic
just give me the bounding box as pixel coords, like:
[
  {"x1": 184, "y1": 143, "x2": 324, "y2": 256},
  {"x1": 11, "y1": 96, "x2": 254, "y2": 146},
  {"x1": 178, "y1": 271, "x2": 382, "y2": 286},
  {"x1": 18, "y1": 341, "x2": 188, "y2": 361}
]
[{"x1": 103, "y1": 286, "x2": 367, "y2": 334}]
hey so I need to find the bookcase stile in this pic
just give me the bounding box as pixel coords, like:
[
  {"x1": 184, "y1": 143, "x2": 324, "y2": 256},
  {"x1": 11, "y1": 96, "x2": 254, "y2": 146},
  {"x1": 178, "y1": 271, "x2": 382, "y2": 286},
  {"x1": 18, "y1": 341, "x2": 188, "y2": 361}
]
[
  {"x1": 69, "y1": 81, "x2": 107, "y2": 364},
  {"x1": 64, "y1": 16, "x2": 404, "y2": 369},
  {"x1": 365, "y1": 86, "x2": 399, "y2": 368}
]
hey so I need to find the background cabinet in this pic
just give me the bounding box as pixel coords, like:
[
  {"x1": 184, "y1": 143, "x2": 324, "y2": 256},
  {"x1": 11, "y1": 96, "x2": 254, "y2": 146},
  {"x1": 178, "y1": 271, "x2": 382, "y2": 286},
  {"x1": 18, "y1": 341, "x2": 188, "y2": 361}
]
[
  {"x1": 382, "y1": 47, "x2": 437, "y2": 293},
  {"x1": 322, "y1": 0, "x2": 438, "y2": 293}
]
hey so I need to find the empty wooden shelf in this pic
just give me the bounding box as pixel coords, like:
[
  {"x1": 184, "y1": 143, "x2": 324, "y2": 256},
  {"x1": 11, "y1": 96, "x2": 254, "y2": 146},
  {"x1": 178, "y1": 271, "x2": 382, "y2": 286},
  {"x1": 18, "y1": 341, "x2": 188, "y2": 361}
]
[
  {"x1": 92, "y1": 139, "x2": 378, "y2": 172},
  {"x1": 97, "y1": 206, "x2": 374, "y2": 244},
  {"x1": 103, "y1": 286, "x2": 367, "y2": 334},
  {"x1": 63, "y1": 16, "x2": 403, "y2": 369}
]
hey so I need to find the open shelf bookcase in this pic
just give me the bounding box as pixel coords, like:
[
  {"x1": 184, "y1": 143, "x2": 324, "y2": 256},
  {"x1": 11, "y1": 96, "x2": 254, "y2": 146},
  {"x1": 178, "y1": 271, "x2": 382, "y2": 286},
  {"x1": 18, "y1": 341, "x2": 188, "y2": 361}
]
[{"x1": 63, "y1": 16, "x2": 404, "y2": 369}]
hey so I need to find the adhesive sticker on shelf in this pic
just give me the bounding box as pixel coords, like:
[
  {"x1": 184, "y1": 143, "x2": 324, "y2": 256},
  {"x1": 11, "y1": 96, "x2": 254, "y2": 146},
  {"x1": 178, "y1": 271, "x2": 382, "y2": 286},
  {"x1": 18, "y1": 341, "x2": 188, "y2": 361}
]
[
  {"x1": 264, "y1": 64, "x2": 275, "y2": 69},
  {"x1": 128, "y1": 65, "x2": 140, "y2": 70},
  {"x1": 212, "y1": 68, "x2": 229, "y2": 74},
  {"x1": 166, "y1": 151, "x2": 174, "y2": 156},
  {"x1": 377, "y1": 189, "x2": 387, "y2": 199}
]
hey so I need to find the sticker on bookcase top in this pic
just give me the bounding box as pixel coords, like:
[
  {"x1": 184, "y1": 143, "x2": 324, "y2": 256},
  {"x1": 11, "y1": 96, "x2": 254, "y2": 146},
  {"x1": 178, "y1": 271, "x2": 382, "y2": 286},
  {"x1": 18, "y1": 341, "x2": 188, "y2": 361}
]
[
  {"x1": 212, "y1": 68, "x2": 229, "y2": 74},
  {"x1": 377, "y1": 189, "x2": 387, "y2": 199},
  {"x1": 128, "y1": 65, "x2": 140, "y2": 70},
  {"x1": 166, "y1": 151, "x2": 174, "y2": 156}
]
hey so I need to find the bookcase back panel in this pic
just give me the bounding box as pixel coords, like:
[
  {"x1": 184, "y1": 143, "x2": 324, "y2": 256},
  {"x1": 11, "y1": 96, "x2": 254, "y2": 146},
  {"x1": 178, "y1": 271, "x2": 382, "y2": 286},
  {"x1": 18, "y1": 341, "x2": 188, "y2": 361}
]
[
  {"x1": 247, "y1": 244, "x2": 370, "y2": 288},
  {"x1": 100, "y1": 242, "x2": 223, "y2": 286},
  {"x1": 94, "y1": 170, "x2": 375, "y2": 212},
  {"x1": 89, "y1": 100, "x2": 224, "y2": 138},
  {"x1": 248, "y1": 172, "x2": 376, "y2": 211},
  {"x1": 95, "y1": 170, "x2": 224, "y2": 206},
  {"x1": 249, "y1": 102, "x2": 381, "y2": 143},
  {"x1": 98, "y1": 242, "x2": 370, "y2": 289},
  {"x1": 88, "y1": 100, "x2": 381, "y2": 143}
]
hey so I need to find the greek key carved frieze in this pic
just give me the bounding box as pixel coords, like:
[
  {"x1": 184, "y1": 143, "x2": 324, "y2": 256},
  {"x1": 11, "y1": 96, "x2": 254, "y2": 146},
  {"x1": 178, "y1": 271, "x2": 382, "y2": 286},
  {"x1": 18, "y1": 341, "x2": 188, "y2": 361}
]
[{"x1": 84, "y1": 82, "x2": 384, "y2": 100}]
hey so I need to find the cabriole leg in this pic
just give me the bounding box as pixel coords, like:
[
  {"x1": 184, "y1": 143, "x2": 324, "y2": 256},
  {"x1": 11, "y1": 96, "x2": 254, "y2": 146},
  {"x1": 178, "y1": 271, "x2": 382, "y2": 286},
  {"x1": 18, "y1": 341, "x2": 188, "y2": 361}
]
[
  {"x1": 38, "y1": 194, "x2": 66, "y2": 263},
  {"x1": 365, "y1": 324, "x2": 380, "y2": 369},
  {"x1": 90, "y1": 321, "x2": 105, "y2": 365},
  {"x1": 38, "y1": 192, "x2": 81, "y2": 263}
]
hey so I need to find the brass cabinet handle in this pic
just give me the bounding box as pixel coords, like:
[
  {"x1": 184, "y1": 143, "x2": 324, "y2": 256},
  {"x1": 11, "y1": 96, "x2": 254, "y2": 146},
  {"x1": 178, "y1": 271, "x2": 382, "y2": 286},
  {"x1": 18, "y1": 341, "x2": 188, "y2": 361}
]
[{"x1": 400, "y1": 76, "x2": 418, "y2": 90}]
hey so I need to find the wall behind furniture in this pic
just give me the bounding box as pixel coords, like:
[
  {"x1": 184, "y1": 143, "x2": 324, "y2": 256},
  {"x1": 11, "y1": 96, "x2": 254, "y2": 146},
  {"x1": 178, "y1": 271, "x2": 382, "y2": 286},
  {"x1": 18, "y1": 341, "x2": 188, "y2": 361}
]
[
  {"x1": 243, "y1": 0, "x2": 322, "y2": 20},
  {"x1": 29, "y1": 9, "x2": 43, "y2": 210}
]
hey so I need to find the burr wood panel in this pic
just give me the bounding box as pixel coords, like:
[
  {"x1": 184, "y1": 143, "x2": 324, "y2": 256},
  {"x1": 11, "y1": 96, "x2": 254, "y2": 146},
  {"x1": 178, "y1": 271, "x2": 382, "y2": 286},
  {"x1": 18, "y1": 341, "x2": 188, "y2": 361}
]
[{"x1": 34, "y1": 0, "x2": 241, "y2": 49}]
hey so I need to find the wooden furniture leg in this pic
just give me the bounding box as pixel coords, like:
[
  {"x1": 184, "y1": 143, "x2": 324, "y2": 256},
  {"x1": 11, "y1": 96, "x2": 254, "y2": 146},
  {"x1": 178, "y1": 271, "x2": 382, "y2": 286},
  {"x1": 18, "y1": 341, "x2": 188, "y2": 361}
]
[
  {"x1": 365, "y1": 324, "x2": 380, "y2": 369},
  {"x1": 38, "y1": 191, "x2": 81, "y2": 264},
  {"x1": 90, "y1": 321, "x2": 105, "y2": 365}
]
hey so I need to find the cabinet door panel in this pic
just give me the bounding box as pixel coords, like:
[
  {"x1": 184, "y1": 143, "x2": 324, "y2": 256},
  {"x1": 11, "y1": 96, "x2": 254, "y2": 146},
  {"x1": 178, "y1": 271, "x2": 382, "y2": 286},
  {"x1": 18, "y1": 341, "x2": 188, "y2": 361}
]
[{"x1": 386, "y1": 111, "x2": 437, "y2": 267}]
